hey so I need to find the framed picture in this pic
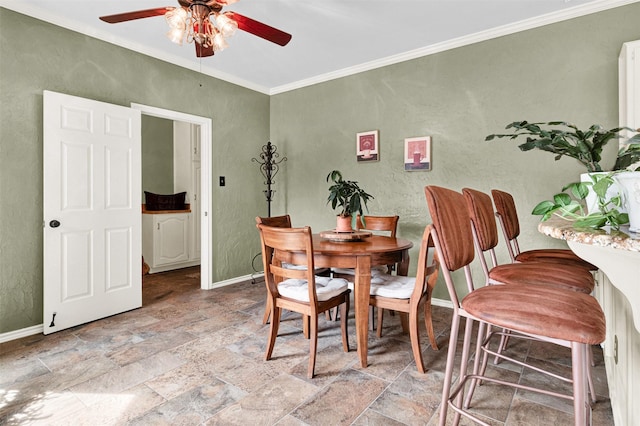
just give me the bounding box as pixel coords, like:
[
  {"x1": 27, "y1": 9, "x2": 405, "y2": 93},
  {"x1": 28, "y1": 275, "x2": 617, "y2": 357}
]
[
  {"x1": 356, "y1": 130, "x2": 379, "y2": 162},
  {"x1": 404, "y1": 136, "x2": 431, "y2": 171}
]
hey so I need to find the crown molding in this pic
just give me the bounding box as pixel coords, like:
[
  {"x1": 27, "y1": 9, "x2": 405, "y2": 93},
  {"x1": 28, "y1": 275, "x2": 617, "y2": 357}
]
[
  {"x1": 1, "y1": 0, "x2": 637, "y2": 96},
  {"x1": 269, "y1": 0, "x2": 640, "y2": 95},
  {"x1": 0, "y1": 1, "x2": 271, "y2": 94}
]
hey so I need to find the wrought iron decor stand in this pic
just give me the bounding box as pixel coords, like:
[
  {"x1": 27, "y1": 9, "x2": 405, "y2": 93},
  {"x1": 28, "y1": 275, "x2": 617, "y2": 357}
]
[
  {"x1": 251, "y1": 141, "x2": 287, "y2": 217},
  {"x1": 251, "y1": 142, "x2": 287, "y2": 281}
]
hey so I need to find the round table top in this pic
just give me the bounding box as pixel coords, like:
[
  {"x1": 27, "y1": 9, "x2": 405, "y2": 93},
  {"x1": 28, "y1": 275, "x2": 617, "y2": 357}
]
[{"x1": 312, "y1": 234, "x2": 413, "y2": 255}]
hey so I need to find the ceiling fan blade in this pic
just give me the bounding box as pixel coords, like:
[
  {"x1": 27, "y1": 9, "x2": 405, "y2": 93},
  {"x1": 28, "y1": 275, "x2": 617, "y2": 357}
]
[
  {"x1": 99, "y1": 7, "x2": 174, "y2": 24},
  {"x1": 195, "y1": 42, "x2": 215, "y2": 58},
  {"x1": 227, "y1": 12, "x2": 292, "y2": 46}
]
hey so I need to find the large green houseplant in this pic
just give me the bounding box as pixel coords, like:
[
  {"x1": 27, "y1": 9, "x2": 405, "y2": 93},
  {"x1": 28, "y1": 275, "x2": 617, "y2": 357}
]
[
  {"x1": 326, "y1": 170, "x2": 374, "y2": 232},
  {"x1": 486, "y1": 121, "x2": 640, "y2": 229},
  {"x1": 485, "y1": 121, "x2": 640, "y2": 172}
]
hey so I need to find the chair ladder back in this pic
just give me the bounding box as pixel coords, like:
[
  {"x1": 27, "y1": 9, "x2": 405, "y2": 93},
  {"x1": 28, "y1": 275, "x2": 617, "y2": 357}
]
[
  {"x1": 491, "y1": 189, "x2": 523, "y2": 261},
  {"x1": 257, "y1": 224, "x2": 318, "y2": 304},
  {"x1": 424, "y1": 186, "x2": 475, "y2": 272},
  {"x1": 424, "y1": 185, "x2": 478, "y2": 310},
  {"x1": 463, "y1": 188, "x2": 502, "y2": 279},
  {"x1": 411, "y1": 226, "x2": 440, "y2": 301},
  {"x1": 256, "y1": 214, "x2": 292, "y2": 228},
  {"x1": 356, "y1": 215, "x2": 399, "y2": 237},
  {"x1": 355, "y1": 214, "x2": 400, "y2": 273}
]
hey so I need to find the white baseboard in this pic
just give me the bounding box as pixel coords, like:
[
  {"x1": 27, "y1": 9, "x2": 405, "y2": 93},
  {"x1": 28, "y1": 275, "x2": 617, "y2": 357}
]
[
  {"x1": 208, "y1": 272, "x2": 264, "y2": 289},
  {"x1": 0, "y1": 324, "x2": 43, "y2": 344},
  {"x1": 432, "y1": 297, "x2": 454, "y2": 310}
]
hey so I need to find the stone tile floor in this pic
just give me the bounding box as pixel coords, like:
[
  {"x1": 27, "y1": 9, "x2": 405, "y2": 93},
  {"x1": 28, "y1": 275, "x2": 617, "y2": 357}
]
[{"x1": 0, "y1": 267, "x2": 613, "y2": 425}]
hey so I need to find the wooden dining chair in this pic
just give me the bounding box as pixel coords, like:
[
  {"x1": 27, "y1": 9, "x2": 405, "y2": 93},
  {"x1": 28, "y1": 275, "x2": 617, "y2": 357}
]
[
  {"x1": 256, "y1": 215, "x2": 293, "y2": 325},
  {"x1": 332, "y1": 214, "x2": 400, "y2": 277},
  {"x1": 257, "y1": 223, "x2": 351, "y2": 379},
  {"x1": 491, "y1": 189, "x2": 597, "y2": 271},
  {"x1": 331, "y1": 214, "x2": 399, "y2": 325},
  {"x1": 256, "y1": 215, "x2": 330, "y2": 325},
  {"x1": 368, "y1": 225, "x2": 440, "y2": 372},
  {"x1": 425, "y1": 185, "x2": 605, "y2": 426}
]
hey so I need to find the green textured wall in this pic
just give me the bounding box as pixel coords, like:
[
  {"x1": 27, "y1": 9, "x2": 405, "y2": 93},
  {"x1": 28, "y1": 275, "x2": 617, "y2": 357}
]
[
  {"x1": 142, "y1": 115, "x2": 174, "y2": 198},
  {"x1": 270, "y1": 3, "x2": 640, "y2": 300},
  {"x1": 3, "y1": 3, "x2": 640, "y2": 335},
  {"x1": 0, "y1": 8, "x2": 270, "y2": 333}
]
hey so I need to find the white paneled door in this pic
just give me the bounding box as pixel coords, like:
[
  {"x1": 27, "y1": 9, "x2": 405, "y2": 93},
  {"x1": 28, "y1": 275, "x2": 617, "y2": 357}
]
[{"x1": 43, "y1": 90, "x2": 142, "y2": 334}]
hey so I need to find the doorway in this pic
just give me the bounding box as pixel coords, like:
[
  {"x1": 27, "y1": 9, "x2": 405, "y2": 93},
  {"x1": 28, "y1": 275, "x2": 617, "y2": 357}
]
[{"x1": 132, "y1": 103, "x2": 212, "y2": 290}]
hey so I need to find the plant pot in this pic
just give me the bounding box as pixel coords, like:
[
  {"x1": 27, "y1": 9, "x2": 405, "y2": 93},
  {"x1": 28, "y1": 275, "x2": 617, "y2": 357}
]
[
  {"x1": 336, "y1": 215, "x2": 353, "y2": 232},
  {"x1": 580, "y1": 172, "x2": 626, "y2": 214},
  {"x1": 614, "y1": 171, "x2": 640, "y2": 232}
]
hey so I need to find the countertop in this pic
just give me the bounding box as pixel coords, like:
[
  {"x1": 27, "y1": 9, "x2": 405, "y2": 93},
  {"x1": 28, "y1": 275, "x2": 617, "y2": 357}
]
[
  {"x1": 141, "y1": 204, "x2": 191, "y2": 214},
  {"x1": 538, "y1": 217, "x2": 640, "y2": 252},
  {"x1": 539, "y1": 216, "x2": 640, "y2": 333}
]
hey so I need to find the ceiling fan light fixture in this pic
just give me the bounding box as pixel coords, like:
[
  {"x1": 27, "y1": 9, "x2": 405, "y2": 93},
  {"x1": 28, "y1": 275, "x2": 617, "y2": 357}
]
[
  {"x1": 212, "y1": 31, "x2": 229, "y2": 51},
  {"x1": 215, "y1": 12, "x2": 238, "y2": 38},
  {"x1": 165, "y1": 7, "x2": 187, "y2": 29},
  {"x1": 166, "y1": 27, "x2": 185, "y2": 45}
]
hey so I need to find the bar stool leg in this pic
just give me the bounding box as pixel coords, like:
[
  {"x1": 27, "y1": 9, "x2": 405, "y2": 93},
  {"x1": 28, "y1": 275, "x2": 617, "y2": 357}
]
[
  {"x1": 572, "y1": 341, "x2": 589, "y2": 425},
  {"x1": 464, "y1": 321, "x2": 489, "y2": 409},
  {"x1": 439, "y1": 313, "x2": 461, "y2": 426}
]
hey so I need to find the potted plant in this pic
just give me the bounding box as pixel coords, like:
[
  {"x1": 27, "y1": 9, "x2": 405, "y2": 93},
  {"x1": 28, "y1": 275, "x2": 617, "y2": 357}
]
[
  {"x1": 531, "y1": 173, "x2": 628, "y2": 230},
  {"x1": 326, "y1": 170, "x2": 374, "y2": 232},
  {"x1": 485, "y1": 121, "x2": 640, "y2": 172},
  {"x1": 486, "y1": 121, "x2": 640, "y2": 228}
]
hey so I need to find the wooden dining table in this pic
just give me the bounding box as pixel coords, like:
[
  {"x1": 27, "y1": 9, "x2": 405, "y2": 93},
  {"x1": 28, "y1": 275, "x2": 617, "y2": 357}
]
[{"x1": 309, "y1": 234, "x2": 414, "y2": 368}]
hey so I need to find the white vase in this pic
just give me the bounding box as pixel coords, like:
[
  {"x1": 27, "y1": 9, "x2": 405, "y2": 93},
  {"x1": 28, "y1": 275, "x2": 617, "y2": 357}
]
[
  {"x1": 580, "y1": 172, "x2": 626, "y2": 214},
  {"x1": 614, "y1": 171, "x2": 640, "y2": 232}
]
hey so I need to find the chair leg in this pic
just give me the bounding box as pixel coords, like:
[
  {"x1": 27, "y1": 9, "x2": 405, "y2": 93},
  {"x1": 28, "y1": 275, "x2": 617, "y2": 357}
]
[
  {"x1": 340, "y1": 298, "x2": 350, "y2": 352},
  {"x1": 438, "y1": 313, "x2": 461, "y2": 426},
  {"x1": 451, "y1": 317, "x2": 475, "y2": 426},
  {"x1": 463, "y1": 321, "x2": 489, "y2": 409},
  {"x1": 308, "y1": 313, "x2": 319, "y2": 379},
  {"x1": 262, "y1": 295, "x2": 271, "y2": 324},
  {"x1": 376, "y1": 307, "x2": 384, "y2": 338},
  {"x1": 265, "y1": 306, "x2": 281, "y2": 361},
  {"x1": 400, "y1": 312, "x2": 409, "y2": 333},
  {"x1": 587, "y1": 346, "x2": 597, "y2": 403},
  {"x1": 571, "y1": 342, "x2": 590, "y2": 425},
  {"x1": 369, "y1": 306, "x2": 375, "y2": 331},
  {"x1": 409, "y1": 308, "x2": 425, "y2": 373},
  {"x1": 303, "y1": 315, "x2": 310, "y2": 339},
  {"x1": 423, "y1": 299, "x2": 439, "y2": 350}
]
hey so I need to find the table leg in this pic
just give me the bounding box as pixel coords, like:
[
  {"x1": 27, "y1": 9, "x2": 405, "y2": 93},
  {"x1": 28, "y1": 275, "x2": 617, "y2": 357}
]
[{"x1": 354, "y1": 255, "x2": 371, "y2": 368}]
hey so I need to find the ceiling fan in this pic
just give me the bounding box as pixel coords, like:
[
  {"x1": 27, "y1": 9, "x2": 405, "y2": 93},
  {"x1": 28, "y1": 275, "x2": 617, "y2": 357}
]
[{"x1": 99, "y1": 0, "x2": 292, "y2": 58}]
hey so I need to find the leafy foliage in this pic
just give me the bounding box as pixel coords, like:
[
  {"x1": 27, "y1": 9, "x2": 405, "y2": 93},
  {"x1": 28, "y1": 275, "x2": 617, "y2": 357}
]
[
  {"x1": 531, "y1": 173, "x2": 629, "y2": 230},
  {"x1": 326, "y1": 170, "x2": 374, "y2": 221},
  {"x1": 486, "y1": 121, "x2": 640, "y2": 172}
]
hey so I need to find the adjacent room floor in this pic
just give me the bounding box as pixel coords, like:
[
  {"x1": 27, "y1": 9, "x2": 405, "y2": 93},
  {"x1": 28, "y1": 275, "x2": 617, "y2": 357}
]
[{"x1": 0, "y1": 267, "x2": 614, "y2": 425}]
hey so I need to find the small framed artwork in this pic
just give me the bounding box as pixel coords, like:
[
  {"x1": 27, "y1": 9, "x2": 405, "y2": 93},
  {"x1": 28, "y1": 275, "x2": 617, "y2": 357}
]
[
  {"x1": 356, "y1": 130, "x2": 379, "y2": 162},
  {"x1": 404, "y1": 136, "x2": 431, "y2": 171}
]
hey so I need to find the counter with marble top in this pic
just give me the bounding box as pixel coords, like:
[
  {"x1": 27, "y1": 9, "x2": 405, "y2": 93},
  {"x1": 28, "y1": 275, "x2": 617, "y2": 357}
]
[
  {"x1": 538, "y1": 217, "x2": 640, "y2": 252},
  {"x1": 538, "y1": 217, "x2": 640, "y2": 426}
]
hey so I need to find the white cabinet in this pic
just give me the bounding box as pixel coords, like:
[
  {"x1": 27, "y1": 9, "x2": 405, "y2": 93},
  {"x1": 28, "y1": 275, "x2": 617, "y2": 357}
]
[
  {"x1": 174, "y1": 122, "x2": 201, "y2": 262},
  {"x1": 143, "y1": 212, "x2": 199, "y2": 273},
  {"x1": 595, "y1": 271, "x2": 640, "y2": 426}
]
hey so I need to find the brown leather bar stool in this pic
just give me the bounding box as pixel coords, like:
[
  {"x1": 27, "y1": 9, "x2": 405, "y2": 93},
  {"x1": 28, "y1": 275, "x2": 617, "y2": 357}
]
[
  {"x1": 425, "y1": 185, "x2": 606, "y2": 426},
  {"x1": 491, "y1": 189, "x2": 597, "y2": 271},
  {"x1": 462, "y1": 187, "x2": 598, "y2": 402},
  {"x1": 463, "y1": 188, "x2": 594, "y2": 294}
]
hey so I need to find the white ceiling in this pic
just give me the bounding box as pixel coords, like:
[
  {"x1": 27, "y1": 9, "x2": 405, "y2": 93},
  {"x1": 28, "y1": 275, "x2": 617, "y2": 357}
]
[{"x1": 1, "y1": 0, "x2": 635, "y2": 94}]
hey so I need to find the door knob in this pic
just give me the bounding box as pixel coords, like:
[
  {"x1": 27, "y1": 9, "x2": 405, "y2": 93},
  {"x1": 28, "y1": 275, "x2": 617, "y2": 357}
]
[{"x1": 49, "y1": 220, "x2": 61, "y2": 228}]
